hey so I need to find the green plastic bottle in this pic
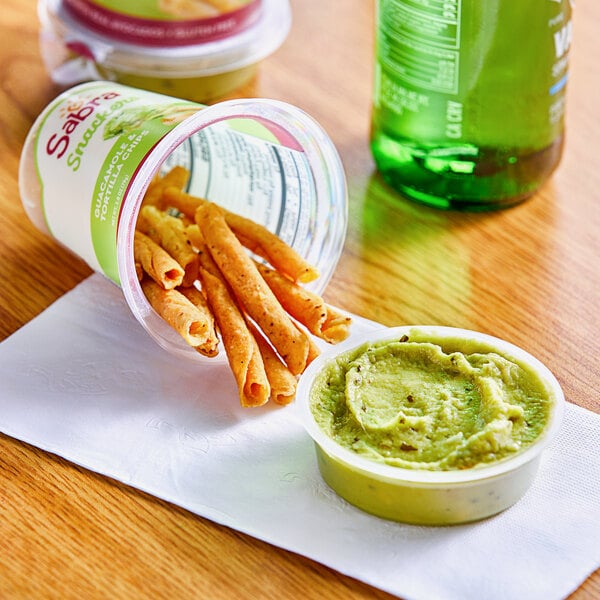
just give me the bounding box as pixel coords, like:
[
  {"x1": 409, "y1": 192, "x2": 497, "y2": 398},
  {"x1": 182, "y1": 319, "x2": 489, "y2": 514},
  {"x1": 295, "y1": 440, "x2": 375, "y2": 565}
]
[{"x1": 370, "y1": 0, "x2": 573, "y2": 211}]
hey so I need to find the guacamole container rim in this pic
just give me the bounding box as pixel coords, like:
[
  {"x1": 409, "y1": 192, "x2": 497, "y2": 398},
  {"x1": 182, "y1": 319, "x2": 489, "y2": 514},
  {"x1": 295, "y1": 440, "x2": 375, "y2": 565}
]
[{"x1": 296, "y1": 325, "x2": 565, "y2": 524}]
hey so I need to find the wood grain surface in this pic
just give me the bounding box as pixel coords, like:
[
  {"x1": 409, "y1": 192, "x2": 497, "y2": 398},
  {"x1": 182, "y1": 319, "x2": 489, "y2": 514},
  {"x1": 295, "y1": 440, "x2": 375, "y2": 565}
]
[{"x1": 1, "y1": 1, "x2": 598, "y2": 598}]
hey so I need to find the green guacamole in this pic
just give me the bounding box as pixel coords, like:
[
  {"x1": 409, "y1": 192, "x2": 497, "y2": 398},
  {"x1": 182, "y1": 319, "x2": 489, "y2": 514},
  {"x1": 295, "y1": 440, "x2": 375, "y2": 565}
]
[{"x1": 310, "y1": 334, "x2": 553, "y2": 471}]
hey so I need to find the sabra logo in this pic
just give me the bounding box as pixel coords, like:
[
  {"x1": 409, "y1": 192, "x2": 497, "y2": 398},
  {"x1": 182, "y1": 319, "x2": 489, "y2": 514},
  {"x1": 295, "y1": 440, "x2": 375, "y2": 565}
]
[{"x1": 45, "y1": 92, "x2": 120, "y2": 164}]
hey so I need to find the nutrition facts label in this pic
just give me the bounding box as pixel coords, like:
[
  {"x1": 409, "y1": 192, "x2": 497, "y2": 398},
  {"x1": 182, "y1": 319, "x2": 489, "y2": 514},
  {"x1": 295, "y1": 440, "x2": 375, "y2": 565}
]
[
  {"x1": 380, "y1": 0, "x2": 462, "y2": 93},
  {"x1": 163, "y1": 121, "x2": 315, "y2": 252}
]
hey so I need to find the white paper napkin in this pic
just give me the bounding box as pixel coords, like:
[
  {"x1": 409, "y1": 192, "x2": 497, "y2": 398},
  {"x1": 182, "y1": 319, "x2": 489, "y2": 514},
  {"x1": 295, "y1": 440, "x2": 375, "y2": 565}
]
[{"x1": 1, "y1": 273, "x2": 599, "y2": 600}]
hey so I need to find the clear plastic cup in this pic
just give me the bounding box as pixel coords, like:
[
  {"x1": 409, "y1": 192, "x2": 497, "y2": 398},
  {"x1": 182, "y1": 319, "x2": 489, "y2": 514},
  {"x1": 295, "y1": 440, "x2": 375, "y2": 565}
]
[
  {"x1": 19, "y1": 81, "x2": 347, "y2": 360},
  {"x1": 297, "y1": 325, "x2": 565, "y2": 525},
  {"x1": 38, "y1": 0, "x2": 291, "y2": 102}
]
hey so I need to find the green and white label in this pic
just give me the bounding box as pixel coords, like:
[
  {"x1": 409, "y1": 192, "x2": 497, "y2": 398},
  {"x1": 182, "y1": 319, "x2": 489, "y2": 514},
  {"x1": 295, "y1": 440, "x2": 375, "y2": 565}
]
[
  {"x1": 32, "y1": 81, "x2": 315, "y2": 287},
  {"x1": 34, "y1": 82, "x2": 198, "y2": 284}
]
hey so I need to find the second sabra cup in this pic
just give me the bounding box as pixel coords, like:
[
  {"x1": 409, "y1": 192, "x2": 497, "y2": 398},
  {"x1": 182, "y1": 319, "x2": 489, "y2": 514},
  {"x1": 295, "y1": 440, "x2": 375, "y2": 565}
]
[{"x1": 38, "y1": 0, "x2": 291, "y2": 102}]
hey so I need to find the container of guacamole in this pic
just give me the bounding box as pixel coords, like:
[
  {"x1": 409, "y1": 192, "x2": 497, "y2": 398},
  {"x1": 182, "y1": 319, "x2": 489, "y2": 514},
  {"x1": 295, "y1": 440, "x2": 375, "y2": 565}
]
[
  {"x1": 38, "y1": 0, "x2": 290, "y2": 102},
  {"x1": 297, "y1": 326, "x2": 565, "y2": 525}
]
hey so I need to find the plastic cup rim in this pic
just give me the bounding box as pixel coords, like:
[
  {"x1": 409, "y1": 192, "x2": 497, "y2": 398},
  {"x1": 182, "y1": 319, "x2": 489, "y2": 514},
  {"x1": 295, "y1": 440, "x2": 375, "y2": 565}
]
[{"x1": 296, "y1": 324, "x2": 566, "y2": 486}]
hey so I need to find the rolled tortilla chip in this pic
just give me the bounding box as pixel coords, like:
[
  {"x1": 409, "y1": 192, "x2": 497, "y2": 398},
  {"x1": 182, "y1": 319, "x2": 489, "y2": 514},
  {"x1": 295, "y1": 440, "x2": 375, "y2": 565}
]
[
  {"x1": 225, "y1": 213, "x2": 319, "y2": 284},
  {"x1": 196, "y1": 202, "x2": 311, "y2": 375},
  {"x1": 255, "y1": 262, "x2": 352, "y2": 344},
  {"x1": 141, "y1": 279, "x2": 219, "y2": 349},
  {"x1": 134, "y1": 230, "x2": 184, "y2": 290},
  {"x1": 185, "y1": 224, "x2": 204, "y2": 251},
  {"x1": 163, "y1": 186, "x2": 206, "y2": 218},
  {"x1": 163, "y1": 187, "x2": 318, "y2": 283},
  {"x1": 299, "y1": 321, "x2": 321, "y2": 366},
  {"x1": 137, "y1": 205, "x2": 199, "y2": 286},
  {"x1": 142, "y1": 166, "x2": 190, "y2": 208},
  {"x1": 161, "y1": 165, "x2": 190, "y2": 189},
  {"x1": 194, "y1": 223, "x2": 321, "y2": 369},
  {"x1": 247, "y1": 321, "x2": 298, "y2": 406},
  {"x1": 135, "y1": 260, "x2": 143, "y2": 282},
  {"x1": 191, "y1": 228, "x2": 224, "y2": 282},
  {"x1": 198, "y1": 267, "x2": 270, "y2": 407},
  {"x1": 178, "y1": 286, "x2": 220, "y2": 357},
  {"x1": 163, "y1": 204, "x2": 194, "y2": 227},
  {"x1": 141, "y1": 174, "x2": 163, "y2": 208}
]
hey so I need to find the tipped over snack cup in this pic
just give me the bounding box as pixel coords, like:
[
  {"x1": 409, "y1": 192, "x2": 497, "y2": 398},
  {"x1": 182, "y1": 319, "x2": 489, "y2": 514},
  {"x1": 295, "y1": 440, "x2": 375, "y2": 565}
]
[
  {"x1": 19, "y1": 81, "x2": 347, "y2": 360},
  {"x1": 38, "y1": 0, "x2": 291, "y2": 102},
  {"x1": 297, "y1": 325, "x2": 565, "y2": 525}
]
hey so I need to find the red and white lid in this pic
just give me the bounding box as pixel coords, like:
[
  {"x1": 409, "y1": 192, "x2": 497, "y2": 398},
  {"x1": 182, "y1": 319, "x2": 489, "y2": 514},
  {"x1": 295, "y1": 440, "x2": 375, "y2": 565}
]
[
  {"x1": 40, "y1": 0, "x2": 291, "y2": 77},
  {"x1": 61, "y1": 0, "x2": 262, "y2": 47}
]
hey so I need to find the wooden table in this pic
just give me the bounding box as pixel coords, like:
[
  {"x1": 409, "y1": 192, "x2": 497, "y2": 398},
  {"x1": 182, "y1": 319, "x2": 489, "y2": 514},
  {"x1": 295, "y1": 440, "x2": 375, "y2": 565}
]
[{"x1": 1, "y1": 1, "x2": 598, "y2": 598}]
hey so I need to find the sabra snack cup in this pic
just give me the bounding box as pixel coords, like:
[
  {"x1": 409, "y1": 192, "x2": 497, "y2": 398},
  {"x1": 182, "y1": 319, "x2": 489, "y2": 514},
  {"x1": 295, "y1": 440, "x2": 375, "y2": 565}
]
[
  {"x1": 38, "y1": 0, "x2": 291, "y2": 102},
  {"x1": 19, "y1": 81, "x2": 348, "y2": 360}
]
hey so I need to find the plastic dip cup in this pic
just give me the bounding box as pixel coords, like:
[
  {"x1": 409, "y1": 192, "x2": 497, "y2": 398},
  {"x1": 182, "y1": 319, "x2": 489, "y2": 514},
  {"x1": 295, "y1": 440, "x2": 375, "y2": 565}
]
[
  {"x1": 38, "y1": 0, "x2": 291, "y2": 102},
  {"x1": 19, "y1": 81, "x2": 347, "y2": 360},
  {"x1": 297, "y1": 325, "x2": 565, "y2": 525}
]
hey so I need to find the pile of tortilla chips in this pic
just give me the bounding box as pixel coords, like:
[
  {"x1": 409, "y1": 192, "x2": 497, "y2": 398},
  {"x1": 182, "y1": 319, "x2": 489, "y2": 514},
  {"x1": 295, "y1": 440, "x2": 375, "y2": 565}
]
[{"x1": 134, "y1": 167, "x2": 352, "y2": 407}]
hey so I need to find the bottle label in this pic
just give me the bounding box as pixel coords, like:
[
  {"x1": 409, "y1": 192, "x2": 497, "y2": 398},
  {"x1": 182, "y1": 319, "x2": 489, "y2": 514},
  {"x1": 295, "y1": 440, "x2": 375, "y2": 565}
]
[
  {"x1": 63, "y1": 0, "x2": 261, "y2": 46},
  {"x1": 379, "y1": 0, "x2": 462, "y2": 94},
  {"x1": 31, "y1": 82, "x2": 311, "y2": 284},
  {"x1": 375, "y1": 0, "x2": 572, "y2": 149}
]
